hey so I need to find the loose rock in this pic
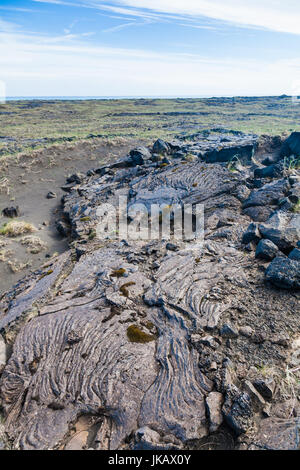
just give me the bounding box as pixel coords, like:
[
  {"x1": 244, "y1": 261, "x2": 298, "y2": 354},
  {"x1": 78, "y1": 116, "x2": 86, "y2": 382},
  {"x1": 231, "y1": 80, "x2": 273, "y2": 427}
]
[
  {"x1": 220, "y1": 324, "x2": 239, "y2": 339},
  {"x1": 2, "y1": 206, "x2": 20, "y2": 218},
  {"x1": 243, "y1": 380, "x2": 266, "y2": 409},
  {"x1": 253, "y1": 378, "x2": 275, "y2": 400},
  {"x1": 129, "y1": 147, "x2": 151, "y2": 166},
  {"x1": 242, "y1": 223, "x2": 261, "y2": 245},
  {"x1": 255, "y1": 239, "x2": 279, "y2": 261},
  {"x1": 265, "y1": 256, "x2": 300, "y2": 290},
  {"x1": 153, "y1": 139, "x2": 170, "y2": 155},
  {"x1": 46, "y1": 191, "x2": 57, "y2": 199},
  {"x1": 0, "y1": 335, "x2": 7, "y2": 372},
  {"x1": 239, "y1": 326, "x2": 254, "y2": 338},
  {"x1": 205, "y1": 392, "x2": 224, "y2": 433},
  {"x1": 289, "y1": 248, "x2": 300, "y2": 261},
  {"x1": 222, "y1": 385, "x2": 253, "y2": 435}
]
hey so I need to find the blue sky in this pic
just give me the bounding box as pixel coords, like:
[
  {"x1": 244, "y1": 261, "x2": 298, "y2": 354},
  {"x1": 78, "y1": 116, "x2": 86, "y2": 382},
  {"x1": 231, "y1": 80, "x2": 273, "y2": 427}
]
[{"x1": 0, "y1": 0, "x2": 300, "y2": 97}]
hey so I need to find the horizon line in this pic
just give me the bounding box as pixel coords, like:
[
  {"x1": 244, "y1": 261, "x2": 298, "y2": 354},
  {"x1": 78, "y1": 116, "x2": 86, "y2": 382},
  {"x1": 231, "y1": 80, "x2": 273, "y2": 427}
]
[{"x1": 4, "y1": 94, "x2": 292, "y2": 101}]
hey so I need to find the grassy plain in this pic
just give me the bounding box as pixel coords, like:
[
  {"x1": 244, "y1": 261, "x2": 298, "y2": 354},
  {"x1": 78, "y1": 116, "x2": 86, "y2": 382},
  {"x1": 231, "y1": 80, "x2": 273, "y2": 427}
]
[{"x1": 0, "y1": 95, "x2": 299, "y2": 158}]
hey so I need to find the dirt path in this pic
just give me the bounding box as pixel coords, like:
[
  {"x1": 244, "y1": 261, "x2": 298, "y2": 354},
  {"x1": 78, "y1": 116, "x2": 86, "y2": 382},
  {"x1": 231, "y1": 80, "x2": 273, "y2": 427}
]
[{"x1": 0, "y1": 137, "x2": 147, "y2": 295}]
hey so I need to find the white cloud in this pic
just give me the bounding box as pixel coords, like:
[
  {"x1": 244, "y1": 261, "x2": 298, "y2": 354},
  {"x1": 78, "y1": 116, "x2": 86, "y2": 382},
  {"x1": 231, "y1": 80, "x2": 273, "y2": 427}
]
[
  {"x1": 109, "y1": 0, "x2": 300, "y2": 35},
  {"x1": 0, "y1": 30, "x2": 298, "y2": 96},
  {"x1": 94, "y1": 4, "x2": 161, "y2": 20},
  {"x1": 37, "y1": 0, "x2": 300, "y2": 35}
]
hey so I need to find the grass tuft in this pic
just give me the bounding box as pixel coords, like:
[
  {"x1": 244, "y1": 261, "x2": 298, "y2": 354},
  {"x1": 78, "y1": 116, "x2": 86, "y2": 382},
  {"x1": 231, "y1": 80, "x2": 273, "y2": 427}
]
[
  {"x1": 0, "y1": 221, "x2": 37, "y2": 237},
  {"x1": 20, "y1": 236, "x2": 47, "y2": 253}
]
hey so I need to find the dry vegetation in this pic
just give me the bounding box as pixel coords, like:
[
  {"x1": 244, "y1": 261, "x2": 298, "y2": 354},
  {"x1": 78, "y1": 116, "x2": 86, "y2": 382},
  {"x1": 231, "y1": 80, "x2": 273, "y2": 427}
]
[
  {"x1": 0, "y1": 221, "x2": 37, "y2": 237},
  {"x1": 0, "y1": 96, "x2": 300, "y2": 158},
  {"x1": 7, "y1": 259, "x2": 31, "y2": 274},
  {"x1": 20, "y1": 236, "x2": 47, "y2": 254}
]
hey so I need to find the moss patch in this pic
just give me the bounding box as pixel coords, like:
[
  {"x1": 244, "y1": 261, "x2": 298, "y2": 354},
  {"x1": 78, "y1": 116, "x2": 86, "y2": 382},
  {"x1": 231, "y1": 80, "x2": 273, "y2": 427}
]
[
  {"x1": 127, "y1": 324, "x2": 156, "y2": 343},
  {"x1": 88, "y1": 229, "x2": 96, "y2": 240},
  {"x1": 119, "y1": 281, "x2": 136, "y2": 298},
  {"x1": 111, "y1": 268, "x2": 126, "y2": 278},
  {"x1": 39, "y1": 269, "x2": 54, "y2": 280}
]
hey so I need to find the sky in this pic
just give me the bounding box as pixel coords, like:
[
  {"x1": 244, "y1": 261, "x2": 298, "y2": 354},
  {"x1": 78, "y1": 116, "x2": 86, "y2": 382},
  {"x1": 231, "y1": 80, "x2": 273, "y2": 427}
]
[{"x1": 1, "y1": 0, "x2": 300, "y2": 97}]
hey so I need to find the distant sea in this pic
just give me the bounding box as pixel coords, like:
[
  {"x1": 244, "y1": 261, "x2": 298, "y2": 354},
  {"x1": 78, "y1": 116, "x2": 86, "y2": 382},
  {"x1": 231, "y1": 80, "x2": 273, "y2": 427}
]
[{"x1": 5, "y1": 95, "x2": 223, "y2": 101}]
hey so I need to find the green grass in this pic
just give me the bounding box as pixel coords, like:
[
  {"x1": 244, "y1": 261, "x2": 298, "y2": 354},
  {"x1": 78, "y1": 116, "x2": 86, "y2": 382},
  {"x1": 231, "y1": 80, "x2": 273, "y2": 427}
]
[
  {"x1": 292, "y1": 201, "x2": 300, "y2": 213},
  {"x1": 0, "y1": 96, "x2": 299, "y2": 157},
  {"x1": 283, "y1": 155, "x2": 300, "y2": 170}
]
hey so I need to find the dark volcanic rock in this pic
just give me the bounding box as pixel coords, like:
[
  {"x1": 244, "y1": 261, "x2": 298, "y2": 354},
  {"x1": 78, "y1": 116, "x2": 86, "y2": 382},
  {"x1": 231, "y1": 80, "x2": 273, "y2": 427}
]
[
  {"x1": 222, "y1": 385, "x2": 253, "y2": 435},
  {"x1": 61, "y1": 184, "x2": 76, "y2": 193},
  {"x1": 204, "y1": 144, "x2": 255, "y2": 163},
  {"x1": 242, "y1": 223, "x2": 261, "y2": 245},
  {"x1": 253, "y1": 378, "x2": 275, "y2": 400},
  {"x1": 254, "y1": 164, "x2": 282, "y2": 179},
  {"x1": 257, "y1": 211, "x2": 300, "y2": 252},
  {"x1": 280, "y1": 132, "x2": 300, "y2": 157},
  {"x1": 56, "y1": 220, "x2": 71, "y2": 237},
  {"x1": 243, "y1": 206, "x2": 273, "y2": 222},
  {"x1": 0, "y1": 252, "x2": 69, "y2": 332},
  {"x1": 2, "y1": 206, "x2": 20, "y2": 218},
  {"x1": 219, "y1": 323, "x2": 239, "y2": 339},
  {"x1": 289, "y1": 248, "x2": 300, "y2": 261},
  {"x1": 66, "y1": 173, "x2": 84, "y2": 185},
  {"x1": 153, "y1": 139, "x2": 170, "y2": 155},
  {"x1": 259, "y1": 224, "x2": 299, "y2": 252},
  {"x1": 0, "y1": 132, "x2": 298, "y2": 451},
  {"x1": 243, "y1": 179, "x2": 289, "y2": 209},
  {"x1": 265, "y1": 256, "x2": 300, "y2": 290},
  {"x1": 46, "y1": 191, "x2": 57, "y2": 199},
  {"x1": 255, "y1": 239, "x2": 279, "y2": 261},
  {"x1": 0, "y1": 248, "x2": 214, "y2": 449},
  {"x1": 288, "y1": 183, "x2": 300, "y2": 204},
  {"x1": 129, "y1": 146, "x2": 151, "y2": 166},
  {"x1": 262, "y1": 154, "x2": 280, "y2": 166},
  {"x1": 243, "y1": 380, "x2": 266, "y2": 410}
]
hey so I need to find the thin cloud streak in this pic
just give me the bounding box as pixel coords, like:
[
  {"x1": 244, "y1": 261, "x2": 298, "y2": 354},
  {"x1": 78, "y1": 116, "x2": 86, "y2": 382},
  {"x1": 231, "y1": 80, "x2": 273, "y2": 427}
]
[
  {"x1": 102, "y1": 22, "x2": 144, "y2": 33},
  {"x1": 0, "y1": 7, "x2": 38, "y2": 13},
  {"x1": 109, "y1": 0, "x2": 300, "y2": 35},
  {"x1": 35, "y1": 0, "x2": 300, "y2": 36}
]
